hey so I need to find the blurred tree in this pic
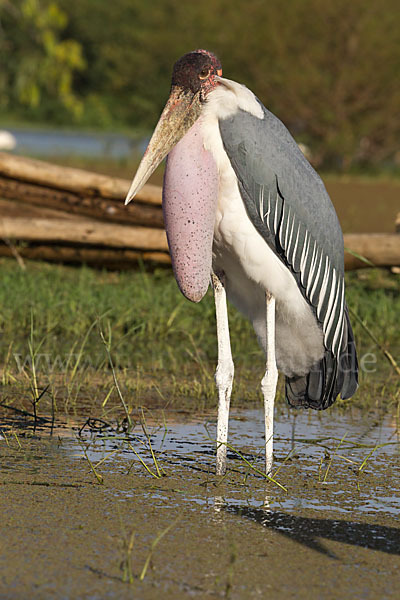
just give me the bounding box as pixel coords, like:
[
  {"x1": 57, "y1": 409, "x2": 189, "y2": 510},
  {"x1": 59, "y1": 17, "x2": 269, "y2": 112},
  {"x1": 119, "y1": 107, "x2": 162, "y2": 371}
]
[
  {"x1": 0, "y1": 0, "x2": 85, "y2": 121},
  {"x1": 2, "y1": 0, "x2": 399, "y2": 169},
  {"x1": 236, "y1": 0, "x2": 400, "y2": 169},
  {"x1": 61, "y1": 0, "x2": 399, "y2": 169}
]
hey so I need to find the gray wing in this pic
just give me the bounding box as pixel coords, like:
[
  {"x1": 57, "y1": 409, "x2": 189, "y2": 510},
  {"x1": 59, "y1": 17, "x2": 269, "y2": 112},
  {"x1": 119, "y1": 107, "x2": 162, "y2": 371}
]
[{"x1": 219, "y1": 104, "x2": 346, "y2": 358}]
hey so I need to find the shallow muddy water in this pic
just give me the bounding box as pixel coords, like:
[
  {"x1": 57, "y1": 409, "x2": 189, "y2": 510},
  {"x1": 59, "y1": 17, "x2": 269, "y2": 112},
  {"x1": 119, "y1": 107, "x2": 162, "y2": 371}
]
[{"x1": 1, "y1": 407, "x2": 399, "y2": 599}]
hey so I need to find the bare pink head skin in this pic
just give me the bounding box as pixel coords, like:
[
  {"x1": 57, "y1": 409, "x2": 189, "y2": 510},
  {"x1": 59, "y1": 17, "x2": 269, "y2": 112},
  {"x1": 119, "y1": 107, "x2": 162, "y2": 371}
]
[{"x1": 125, "y1": 50, "x2": 222, "y2": 302}]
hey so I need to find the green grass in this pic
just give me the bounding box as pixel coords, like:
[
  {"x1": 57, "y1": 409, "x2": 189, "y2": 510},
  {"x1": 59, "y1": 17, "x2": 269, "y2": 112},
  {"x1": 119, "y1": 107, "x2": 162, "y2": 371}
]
[{"x1": 0, "y1": 258, "x2": 398, "y2": 416}]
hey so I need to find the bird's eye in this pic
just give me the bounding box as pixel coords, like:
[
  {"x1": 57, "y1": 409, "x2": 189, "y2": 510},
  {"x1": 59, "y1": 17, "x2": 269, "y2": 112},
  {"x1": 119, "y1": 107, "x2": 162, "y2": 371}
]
[{"x1": 199, "y1": 67, "x2": 211, "y2": 80}]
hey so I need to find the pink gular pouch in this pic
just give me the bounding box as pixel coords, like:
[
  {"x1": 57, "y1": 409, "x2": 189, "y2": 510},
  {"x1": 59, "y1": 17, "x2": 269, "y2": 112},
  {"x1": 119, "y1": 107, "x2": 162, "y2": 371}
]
[{"x1": 162, "y1": 119, "x2": 219, "y2": 303}]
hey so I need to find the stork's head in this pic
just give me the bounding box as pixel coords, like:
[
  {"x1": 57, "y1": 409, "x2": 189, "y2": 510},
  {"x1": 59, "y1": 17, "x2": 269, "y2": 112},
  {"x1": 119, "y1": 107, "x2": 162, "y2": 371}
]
[
  {"x1": 172, "y1": 50, "x2": 222, "y2": 99},
  {"x1": 125, "y1": 50, "x2": 221, "y2": 203}
]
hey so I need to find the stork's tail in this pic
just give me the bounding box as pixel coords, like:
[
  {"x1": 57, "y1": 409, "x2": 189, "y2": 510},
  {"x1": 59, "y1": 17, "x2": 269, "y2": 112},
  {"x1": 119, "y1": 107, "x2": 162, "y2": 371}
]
[{"x1": 285, "y1": 306, "x2": 358, "y2": 410}]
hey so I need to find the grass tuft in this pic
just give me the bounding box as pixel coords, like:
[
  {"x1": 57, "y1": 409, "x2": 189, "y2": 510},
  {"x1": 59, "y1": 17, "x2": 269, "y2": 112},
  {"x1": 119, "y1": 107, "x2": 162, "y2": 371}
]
[{"x1": 0, "y1": 259, "x2": 398, "y2": 417}]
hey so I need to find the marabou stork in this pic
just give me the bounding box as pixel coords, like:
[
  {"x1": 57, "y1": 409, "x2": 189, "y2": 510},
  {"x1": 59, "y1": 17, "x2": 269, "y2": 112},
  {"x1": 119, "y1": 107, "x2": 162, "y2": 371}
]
[{"x1": 125, "y1": 50, "x2": 358, "y2": 476}]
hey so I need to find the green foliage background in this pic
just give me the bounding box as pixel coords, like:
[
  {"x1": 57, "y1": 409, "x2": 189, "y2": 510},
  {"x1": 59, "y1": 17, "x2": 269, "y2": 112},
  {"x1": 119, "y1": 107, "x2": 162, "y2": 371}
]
[{"x1": 1, "y1": 0, "x2": 399, "y2": 169}]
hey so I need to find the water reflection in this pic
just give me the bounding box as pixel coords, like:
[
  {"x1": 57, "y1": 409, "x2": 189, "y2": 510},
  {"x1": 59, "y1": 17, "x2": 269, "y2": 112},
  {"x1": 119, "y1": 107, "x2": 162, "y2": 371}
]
[
  {"x1": 2, "y1": 407, "x2": 399, "y2": 517},
  {"x1": 7, "y1": 128, "x2": 146, "y2": 159}
]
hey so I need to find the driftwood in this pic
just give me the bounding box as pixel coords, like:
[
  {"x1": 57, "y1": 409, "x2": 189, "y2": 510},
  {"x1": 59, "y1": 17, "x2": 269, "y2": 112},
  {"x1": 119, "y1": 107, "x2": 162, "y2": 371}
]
[
  {"x1": 0, "y1": 151, "x2": 162, "y2": 205},
  {"x1": 0, "y1": 152, "x2": 399, "y2": 270},
  {"x1": 0, "y1": 197, "x2": 84, "y2": 221},
  {"x1": 344, "y1": 233, "x2": 400, "y2": 270},
  {"x1": 0, "y1": 217, "x2": 400, "y2": 270},
  {"x1": 0, "y1": 177, "x2": 164, "y2": 228},
  {"x1": 0, "y1": 243, "x2": 170, "y2": 268},
  {"x1": 0, "y1": 217, "x2": 168, "y2": 251}
]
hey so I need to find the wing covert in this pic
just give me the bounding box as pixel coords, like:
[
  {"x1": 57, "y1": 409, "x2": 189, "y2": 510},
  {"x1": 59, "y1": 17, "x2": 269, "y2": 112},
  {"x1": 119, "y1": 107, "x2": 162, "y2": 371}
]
[{"x1": 219, "y1": 105, "x2": 346, "y2": 357}]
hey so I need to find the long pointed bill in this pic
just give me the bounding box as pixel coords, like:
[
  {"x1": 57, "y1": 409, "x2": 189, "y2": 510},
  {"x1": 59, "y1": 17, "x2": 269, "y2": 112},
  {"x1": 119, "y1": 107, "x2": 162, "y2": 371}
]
[
  {"x1": 125, "y1": 84, "x2": 218, "y2": 303},
  {"x1": 125, "y1": 86, "x2": 202, "y2": 204}
]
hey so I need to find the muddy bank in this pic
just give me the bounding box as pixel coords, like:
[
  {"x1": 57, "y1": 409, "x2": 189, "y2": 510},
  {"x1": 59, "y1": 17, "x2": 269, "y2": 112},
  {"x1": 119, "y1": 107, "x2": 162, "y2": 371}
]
[
  {"x1": 325, "y1": 178, "x2": 399, "y2": 233},
  {"x1": 0, "y1": 408, "x2": 399, "y2": 599}
]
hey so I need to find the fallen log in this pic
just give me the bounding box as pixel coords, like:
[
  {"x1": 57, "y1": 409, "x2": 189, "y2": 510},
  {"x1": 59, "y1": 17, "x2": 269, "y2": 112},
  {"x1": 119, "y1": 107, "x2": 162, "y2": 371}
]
[
  {"x1": 0, "y1": 216, "x2": 398, "y2": 270},
  {"x1": 0, "y1": 197, "x2": 84, "y2": 220},
  {"x1": 1, "y1": 235, "x2": 397, "y2": 271},
  {"x1": 0, "y1": 151, "x2": 162, "y2": 205},
  {"x1": 0, "y1": 217, "x2": 168, "y2": 251},
  {"x1": 0, "y1": 177, "x2": 164, "y2": 228},
  {"x1": 0, "y1": 152, "x2": 399, "y2": 271},
  {"x1": 344, "y1": 234, "x2": 400, "y2": 270},
  {"x1": 0, "y1": 243, "x2": 170, "y2": 268}
]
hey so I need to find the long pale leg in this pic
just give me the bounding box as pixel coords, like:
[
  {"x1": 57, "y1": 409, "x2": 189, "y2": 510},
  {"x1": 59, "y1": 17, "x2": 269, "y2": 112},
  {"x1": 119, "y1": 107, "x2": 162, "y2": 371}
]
[
  {"x1": 261, "y1": 292, "x2": 278, "y2": 475},
  {"x1": 212, "y1": 271, "x2": 234, "y2": 476}
]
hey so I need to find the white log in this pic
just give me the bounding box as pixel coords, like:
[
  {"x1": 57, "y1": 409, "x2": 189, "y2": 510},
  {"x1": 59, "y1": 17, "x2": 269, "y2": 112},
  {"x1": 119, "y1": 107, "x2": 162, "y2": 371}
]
[
  {"x1": 0, "y1": 217, "x2": 168, "y2": 251},
  {"x1": 0, "y1": 151, "x2": 162, "y2": 205}
]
